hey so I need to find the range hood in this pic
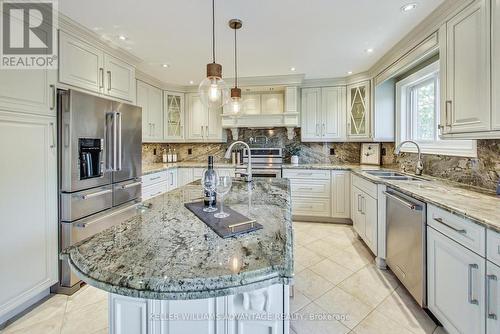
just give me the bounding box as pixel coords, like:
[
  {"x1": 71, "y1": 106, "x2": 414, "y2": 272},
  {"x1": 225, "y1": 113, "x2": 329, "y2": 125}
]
[{"x1": 222, "y1": 86, "x2": 299, "y2": 140}]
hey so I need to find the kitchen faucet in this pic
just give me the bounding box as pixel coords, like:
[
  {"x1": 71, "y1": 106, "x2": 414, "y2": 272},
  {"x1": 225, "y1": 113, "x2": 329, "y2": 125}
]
[
  {"x1": 224, "y1": 141, "x2": 252, "y2": 182},
  {"x1": 395, "y1": 140, "x2": 424, "y2": 176}
]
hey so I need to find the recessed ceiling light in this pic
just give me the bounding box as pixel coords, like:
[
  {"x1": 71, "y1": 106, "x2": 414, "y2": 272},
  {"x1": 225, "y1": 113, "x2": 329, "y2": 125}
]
[
  {"x1": 290, "y1": 67, "x2": 296, "y2": 72},
  {"x1": 401, "y1": 3, "x2": 417, "y2": 12},
  {"x1": 189, "y1": 80, "x2": 194, "y2": 85},
  {"x1": 366, "y1": 48, "x2": 374, "y2": 54},
  {"x1": 118, "y1": 35, "x2": 127, "y2": 41},
  {"x1": 347, "y1": 71, "x2": 353, "y2": 75},
  {"x1": 162, "y1": 64, "x2": 170, "y2": 68}
]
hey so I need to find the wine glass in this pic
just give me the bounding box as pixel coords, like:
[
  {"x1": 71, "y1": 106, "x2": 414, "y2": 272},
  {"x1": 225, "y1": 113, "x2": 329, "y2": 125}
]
[
  {"x1": 214, "y1": 176, "x2": 232, "y2": 219},
  {"x1": 201, "y1": 168, "x2": 218, "y2": 212}
]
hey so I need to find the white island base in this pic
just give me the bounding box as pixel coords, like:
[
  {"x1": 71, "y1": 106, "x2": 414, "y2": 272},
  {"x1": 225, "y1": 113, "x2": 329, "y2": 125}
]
[{"x1": 109, "y1": 284, "x2": 290, "y2": 334}]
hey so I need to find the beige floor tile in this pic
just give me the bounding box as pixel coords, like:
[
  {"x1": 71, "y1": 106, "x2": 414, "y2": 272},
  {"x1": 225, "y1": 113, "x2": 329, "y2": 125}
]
[
  {"x1": 294, "y1": 269, "x2": 335, "y2": 300},
  {"x1": 309, "y1": 259, "x2": 354, "y2": 285},
  {"x1": 294, "y1": 230, "x2": 319, "y2": 246},
  {"x1": 66, "y1": 285, "x2": 108, "y2": 313},
  {"x1": 327, "y1": 247, "x2": 373, "y2": 272},
  {"x1": 305, "y1": 239, "x2": 342, "y2": 259},
  {"x1": 376, "y1": 287, "x2": 437, "y2": 334},
  {"x1": 295, "y1": 246, "x2": 325, "y2": 268},
  {"x1": 338, "y1": 265, "x2": 399, "y2": 308},
  {"x1": 3, "y1": 294, "x2": 67, "y2": 333},
  {"x1": 291, "y1": 302, "x2": 350, "y2": 334},
  {"x1": 60, "y1": 299, "x2": 108, "y2": 334},
  {"x1": 315, "y1": 287, "x2": 373, "y2": 330},
  {"x1": 352, "y1": 310, "x2": 415, "y2": 334},
  {"x1": 322, "y1": 230, "x2": 358, "y2": 249},
  {"x1": 294, "y1": 259, "x2": 306, "y2": 274},
  {"x1": 290, "y1": 289, "x2": 312, "y2": 313}
]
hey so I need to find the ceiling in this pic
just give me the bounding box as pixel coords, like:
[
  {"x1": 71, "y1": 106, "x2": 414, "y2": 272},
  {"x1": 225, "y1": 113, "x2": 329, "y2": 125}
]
[{"x1": 59, "y1": 0, "x2": 445, "y2": 86}]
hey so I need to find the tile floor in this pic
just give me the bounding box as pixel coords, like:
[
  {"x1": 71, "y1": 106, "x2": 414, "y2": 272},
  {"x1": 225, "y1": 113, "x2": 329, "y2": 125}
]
[{"x1": 0, "y1": 222, "x2": 446, "y2": 334}]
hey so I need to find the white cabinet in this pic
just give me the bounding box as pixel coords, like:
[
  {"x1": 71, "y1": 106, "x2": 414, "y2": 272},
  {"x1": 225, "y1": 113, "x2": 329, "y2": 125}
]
[
  {"x1": 142, "y1": 171, "x2": 169, "y2": 201},
  {"x1": 351, "y1": 174, "x2": 377, "y2": 254},
  {"x1": 104, "y1": 54, "x2": 136, "y2": 102},
  {"x1": 164, "y1": 91, "x2": 185, "y2": 141},
  {"x1": 492, "y1": 0, "x2": 500, "y2": 131},
  {"x1": 167, "y1": 168, "x2": 178, "y2": 191},
  {"x1": 427, "y1": 226, "x2": 486, "y2": 334},
  {"x1": 301, "y1": 87, "x2": 346, "y2": 142},
  {"x1": 441, "y1": 0, "x2": 491, "y2": 134},
  {"x1": 109, "y1": 294, "x2": 148, "y2": 334},
  {"x1": 0, "y1": 112, "x2": 58, "y2": 323},
  {"x1": 137, "y1": 81, "x2": 163, "y2": 142},
  {"x1": 178, "y1": 168, "x2": 194, "y2": 187},
  {"x1": 59, "y1": 31, "x2": 135, "y2": 102},
  {"x1": 487, "y1": 262, "x2": 500, "y2": 334},
  {"x1": 331, "y1": 171, "x2": 350, "y2": 218},
  {"x1": 186, "y1": 93, "x2": 224, "y2": 142},
  {"x1": 0, "y1": 69, "x2": 57, "y2": 116},
  {"x1": 347, "y1": 81, "x2": 371, "y2": 140}
]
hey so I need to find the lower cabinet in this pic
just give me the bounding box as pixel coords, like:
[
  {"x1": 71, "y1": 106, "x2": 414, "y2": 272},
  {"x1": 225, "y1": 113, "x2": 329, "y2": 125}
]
[
  {"x1": 108, "y1": 284, "x2": 288, "y2": 334},
  {"x1": 487, "y1": 261, "x2": 500, "y2": 334},
  {"x1": 350, "y1": 175, "x2": 377, "y2": 254},
  {"x1": 0, "y1": 112, "x2": 58, "y2": 323},
  {"x1": 427, "y1": 226, "x2": 486, "y2": 334},
  {"x1": 142, "y1": 169, "x2": 178, "y2": 201}
]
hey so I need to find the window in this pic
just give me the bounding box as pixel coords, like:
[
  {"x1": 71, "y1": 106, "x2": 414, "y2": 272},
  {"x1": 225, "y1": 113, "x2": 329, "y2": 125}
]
[{"x1": 396, "y1": 61, "x2": 476, "y2": 157}]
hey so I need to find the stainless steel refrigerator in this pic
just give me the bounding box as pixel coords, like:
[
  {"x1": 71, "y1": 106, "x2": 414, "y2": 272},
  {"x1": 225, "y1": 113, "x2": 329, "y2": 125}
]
[{"x1": 54, "y1": 89, "x2": 142, "y2": 294}]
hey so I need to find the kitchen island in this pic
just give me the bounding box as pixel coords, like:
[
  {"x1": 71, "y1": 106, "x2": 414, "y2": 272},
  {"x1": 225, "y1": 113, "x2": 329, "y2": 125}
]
[{"x1": 62, "y1": 178, "x2": 293, "y2": 334}]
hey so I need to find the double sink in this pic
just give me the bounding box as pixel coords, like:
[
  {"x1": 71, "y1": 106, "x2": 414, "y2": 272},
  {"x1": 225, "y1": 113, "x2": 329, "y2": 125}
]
[{"x1": 365, "y1": 170, "x2": 426, "y2": 182}]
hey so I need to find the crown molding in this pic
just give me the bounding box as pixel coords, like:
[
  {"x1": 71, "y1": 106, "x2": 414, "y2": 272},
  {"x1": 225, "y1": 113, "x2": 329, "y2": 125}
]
[
  {"x1": 58, "y1": 12, "x2": 142, "y2": 66},
  {"x1": 135, "y1": 70, "x2": 186, "y2": 92}
]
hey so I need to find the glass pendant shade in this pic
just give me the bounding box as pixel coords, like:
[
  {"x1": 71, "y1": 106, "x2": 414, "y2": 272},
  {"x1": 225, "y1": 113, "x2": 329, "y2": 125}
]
[
  {"x1": 199, "y1": 76, "x2": 229, "y2": 109},
  {"x1": 230, "y1": 97, "x2": 241, "y2": 113}
]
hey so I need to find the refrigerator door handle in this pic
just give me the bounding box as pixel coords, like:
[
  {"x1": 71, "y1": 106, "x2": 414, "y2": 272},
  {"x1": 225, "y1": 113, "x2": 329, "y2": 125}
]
[{"x1": 116, "y1": 112, "x2": 122, "y2": 171}]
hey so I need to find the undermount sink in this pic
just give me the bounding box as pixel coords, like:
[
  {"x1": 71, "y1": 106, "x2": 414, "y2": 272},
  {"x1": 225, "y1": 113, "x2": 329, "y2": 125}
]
[{"x1": 365, "y1": 170, "x2": 426, "y2": 182}]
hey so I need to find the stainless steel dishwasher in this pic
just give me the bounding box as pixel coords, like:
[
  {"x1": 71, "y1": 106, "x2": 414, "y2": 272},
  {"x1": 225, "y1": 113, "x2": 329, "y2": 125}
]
[{"x1": 385, "y1": 188, "x2": 427, "y2": 307}]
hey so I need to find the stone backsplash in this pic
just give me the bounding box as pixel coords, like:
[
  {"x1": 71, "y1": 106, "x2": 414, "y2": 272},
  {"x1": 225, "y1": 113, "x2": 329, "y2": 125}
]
[{"x1": 142, "y1": 128, "x2": 500, "y2": 191}]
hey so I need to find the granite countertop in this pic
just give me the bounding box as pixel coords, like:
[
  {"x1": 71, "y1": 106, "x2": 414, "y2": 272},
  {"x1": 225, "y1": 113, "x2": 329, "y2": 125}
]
[
  {"x1": 143, "y1": 162, "x2": 239, "y2": 175},
  {"x1": 283, "y1": 163, "x2": 500, "y2": 232},
  {"x1": 62, "y1": 178, "x2": 293, "y2": 300}
]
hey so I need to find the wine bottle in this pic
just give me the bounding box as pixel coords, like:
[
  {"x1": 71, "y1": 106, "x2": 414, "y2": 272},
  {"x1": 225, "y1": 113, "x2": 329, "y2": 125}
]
[{"x1": 203, "y1": 156, "x2": 217, "y2": 208}]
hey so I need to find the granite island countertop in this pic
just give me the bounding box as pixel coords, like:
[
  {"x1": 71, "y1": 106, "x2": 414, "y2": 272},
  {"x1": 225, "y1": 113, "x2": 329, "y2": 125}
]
[
  {"x1": 143, "y1": 162, "x2": 239, "y2": 175},
  {"x1": 62, "y1": 178, "x2": 293, "y2": 300},
  {"x1": 284, "y1": 163, "x2": 500, "y2": 232}
]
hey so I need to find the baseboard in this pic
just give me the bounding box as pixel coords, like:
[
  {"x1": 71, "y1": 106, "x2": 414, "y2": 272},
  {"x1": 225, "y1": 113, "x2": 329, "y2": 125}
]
[
  {"x1": 0, "y1": 289, "x2": 50, "y2": 328},
  {"x1": 293, "y1": 216, "x2": 353, "y2": 224}
]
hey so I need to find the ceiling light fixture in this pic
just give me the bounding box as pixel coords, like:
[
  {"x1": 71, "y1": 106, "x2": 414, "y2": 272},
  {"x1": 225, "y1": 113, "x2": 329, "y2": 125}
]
[
  {"x1": 290, "y1": 67, "x2": 296, "y2": 72},
  {"x1": 189, "y1": 80, "x2": 194, "y2": 85},
  {"x1": 401, "y1": 3, "x2": 417, "y2": 12},
  {"x1": 198, "y1": 0, "x2": 229, "y2": 109},
  {"x1": 366, "y1": 48, "x2": 374, "y2": 53},
  {"x1": 162, "y1": 64, "x2": 170, "y2": 68},
  {"x1": 347, "y1": 71, "x2": 353, "y2": 75},
  {"x1": 118, "y1": 35, "x2": 127, "y2": 41},
  {"x1": 229, "y1": 18, "x2": 243, "y2": 114}
]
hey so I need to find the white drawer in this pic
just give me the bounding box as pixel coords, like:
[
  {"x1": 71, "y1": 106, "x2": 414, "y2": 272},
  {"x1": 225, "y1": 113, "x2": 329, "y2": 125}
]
[
  {"x1": 351, "y1": 174, "x2": 377, "y2": 199},
  {"x1": 216, "y1": 168, "x2": 235, "y2": 177},
  {"x1": 192, "y1": 168, "x2": 204, "y2": 180},
  {"x1": 283, "y1": 169, "x2": 330, "y2": 180},
  {"x1": 291, "y1": 197, "x2": 331, "y2": 217},
  {"x1": 487, "y1": 229, "x2": 500, "y2": 266},
  {"x1": 142, "y1": 171, "x2": 168, "y2": 188},
  {"x1": 290, "y1": 179, "x2": 330, "y2": 198},
  {"x1": 142, "y1": 181, "x2": 168, "y2": 201},
  {"x1": 427, "y1": 204, "x2": 486, "y2": 256}
]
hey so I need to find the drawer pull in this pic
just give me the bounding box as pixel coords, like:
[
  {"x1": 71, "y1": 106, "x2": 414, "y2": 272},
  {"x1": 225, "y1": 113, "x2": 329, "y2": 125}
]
[
  {"x1": 298, "y1": 187, "x2": 314, "y2": 191},
  {"x1": 297, "y1": 173, "x2": 313, "y2": 176},
  {"x1": 433, "y1": 217, "x2": 467, "y2": 234},
  {"x1": 149, "y1": 176, "x2": 162, "y2": 181},
  {"x1": 487, "y1": 274, "x2": 498, "y2": 320},
  {"x1": 468, "y1": 264, "x2": 479, "y2": 305}
]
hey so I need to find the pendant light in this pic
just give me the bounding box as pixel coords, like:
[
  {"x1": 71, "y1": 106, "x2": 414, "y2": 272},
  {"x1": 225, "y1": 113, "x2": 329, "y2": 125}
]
[
  {"x1": 198, "y1": 0, "x2": 229, "y2": 109},
  {"x1": 229, "y1": 19, "x2": 242, "y2": 113}
]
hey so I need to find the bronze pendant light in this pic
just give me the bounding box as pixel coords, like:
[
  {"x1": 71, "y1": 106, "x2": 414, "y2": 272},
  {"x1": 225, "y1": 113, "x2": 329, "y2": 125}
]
[
  {"x1": 229, "y1": 19, "x2": 242, "y2": 113},
  {"x1": 198, "y1": 0, "x2": 229, "y2": 109}
]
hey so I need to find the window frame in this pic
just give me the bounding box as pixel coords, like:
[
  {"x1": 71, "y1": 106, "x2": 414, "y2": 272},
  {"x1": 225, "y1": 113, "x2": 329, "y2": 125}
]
[{"x1": 395, "y1": 61, "x2": 477, "y2": 157}]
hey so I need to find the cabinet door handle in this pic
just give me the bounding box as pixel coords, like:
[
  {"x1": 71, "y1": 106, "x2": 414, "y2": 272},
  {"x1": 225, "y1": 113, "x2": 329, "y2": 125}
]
[
  {"x1": 99, "y1": 68, "x2": 104, "y2": 89},
  {"x1": 316, "y1": 124, "x2": 320, "y2": 136},
  {"x1": 206, "y1": 125, "x2": 209, "y2": 137},
  {"x1": 487, "y1": 274, "x2": 498, "y2": 320},
  {"x1": 357, "y1": 194, "x2": 362, "y2": 212},
  {"x1": 361, "y1": 196, "x2": 365, "y2": 215},
  {"x1": 201, "y1": 126, "x2": 204, "y2": 138},
  {"x1": 49, "y1": 122, "x2": 56, "y2": 148},
  {"x1": 445, "y1": 100, "x2": 452, "y2": 127},
  {"x1": 468, "y1": 264, "x2": 479, "y2": 305},
  {"x1": 49, "y1": 84, "x2": 56, "y2": 110},
  {"x1": 107, "y1": 71, "x2": 112, "y2": 91},
  {"x1": 433, "y1": 217, "x2": 467, "y2": 234},
  {"x1": 322, "y1": 123, "x2": 325, "y2": 136}
]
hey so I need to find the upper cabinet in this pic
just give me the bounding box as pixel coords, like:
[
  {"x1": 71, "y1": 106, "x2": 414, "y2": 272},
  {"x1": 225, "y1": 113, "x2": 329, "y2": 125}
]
[
  {"x1": 164, "y1": 91, "x2": 185, "y2": 141},
  {"x1": 59, "y1": 31, "x2": 136, "y2": 102},
  {"x1": 301, "y1": 86, "x2": 346, "y2": 142},
  {"x1": 136, "y1": 80, "x2": 163, "y2": 142},
  {"x1": 347, "y1": 81, "x2": 371, "y2": 140},
  {"x1": 186, "y1": 93, "x2": 225, "y2": 142},
  {"x1": 439, "y1": 0, "x2": 500, "y2": 138}
]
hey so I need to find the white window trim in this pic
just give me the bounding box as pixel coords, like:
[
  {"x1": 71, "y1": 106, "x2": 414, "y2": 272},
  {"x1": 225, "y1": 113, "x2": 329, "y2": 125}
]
[{"x1": 395, "y1": 62, "x2": 477, "y2": 157}]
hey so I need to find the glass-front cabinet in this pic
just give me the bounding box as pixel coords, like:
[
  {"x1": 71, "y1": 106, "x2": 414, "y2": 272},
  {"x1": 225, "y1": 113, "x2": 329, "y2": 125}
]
[
  {"x1": 347, "y1": 81, "x2": 371, "y2": 140},
  {"x1": 164, "y1": 91, "x2": 185, "y2": 141}
]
